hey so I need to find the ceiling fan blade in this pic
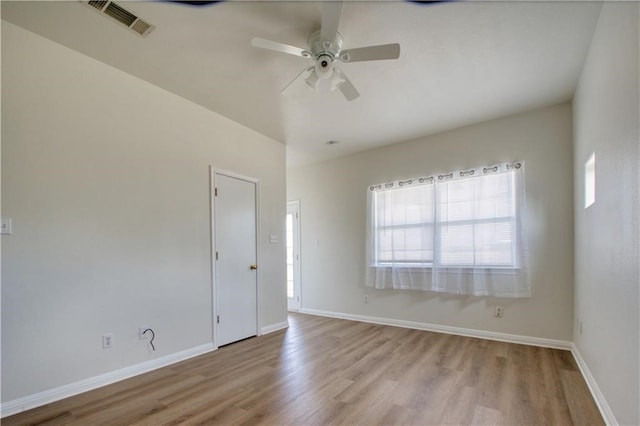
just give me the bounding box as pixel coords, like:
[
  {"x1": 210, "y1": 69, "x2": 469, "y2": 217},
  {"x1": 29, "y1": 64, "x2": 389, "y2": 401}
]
[
  {"x1": 251, "y1": 38, "x2": 311, "y2": 58},
  {"x1": 339, "y1": 43, "x2": 401, "y2": 63},
  {"x1": 335, "y1": 69, "x2": 359, "y2": 101},
  {"x1": 281, "y1": 66, "x2": 315, "y2": 93},
  {"x1": 321, "y1": 1, "x2": 343, "y2": 42}
]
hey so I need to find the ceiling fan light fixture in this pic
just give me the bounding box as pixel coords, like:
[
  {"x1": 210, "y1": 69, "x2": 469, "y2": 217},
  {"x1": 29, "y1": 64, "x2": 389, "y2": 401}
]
[
  {"x1": 305, "y1": 69, "x2": 344, "y2": 92},
  {"x1": 328, "y1": 69, "x2": 346, "y2": 91},
  {"x1": 305, "y1": 71, "x2": 321, "y2": 90},
  {"x1": 315, "y1": 54, "x2": 335, "y2": 79}
]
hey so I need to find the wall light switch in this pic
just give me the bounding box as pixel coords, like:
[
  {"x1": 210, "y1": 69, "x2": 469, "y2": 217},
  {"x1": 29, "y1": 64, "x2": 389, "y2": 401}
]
[
  {"x1": 269, "y1": 234, "x2": 279, "y2": 244},
  {"x1": 1, "y1": 218, "x2": 12, "y2": 235}
]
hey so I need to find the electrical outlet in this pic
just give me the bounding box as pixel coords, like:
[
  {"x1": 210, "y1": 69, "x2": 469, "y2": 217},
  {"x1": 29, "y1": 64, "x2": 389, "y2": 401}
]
[
  {"x1": 494, "y1": 306, "x2": 504, "y2": 318},
  {"x1": 102, "y1": 333, "x2": 113, "y2": 349},
  {"x1": 364, "y1": 295, "x2": 369, "y2": 304}
]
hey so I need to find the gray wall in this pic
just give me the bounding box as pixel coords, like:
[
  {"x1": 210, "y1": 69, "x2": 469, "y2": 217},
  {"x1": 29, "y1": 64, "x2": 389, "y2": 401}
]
[
  {"x1": 288, "y1": 103, "x2": 574, "y2": 341},
  {"x1": 573, "y1": 3, "x2": 639, "y2": 424},
  {"x1": 1, "y1": 22, "x2": 287, "y2": 402}
]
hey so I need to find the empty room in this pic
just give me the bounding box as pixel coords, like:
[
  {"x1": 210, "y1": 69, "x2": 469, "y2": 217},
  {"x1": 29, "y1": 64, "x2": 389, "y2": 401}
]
[{"x1": 1, "y1": 1, "x2": 638, "y2": 425}]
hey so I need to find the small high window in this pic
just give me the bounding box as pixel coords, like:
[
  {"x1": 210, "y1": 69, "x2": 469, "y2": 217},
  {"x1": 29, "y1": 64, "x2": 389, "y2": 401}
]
[{"x1": 585, "y1": 153, "x2": 595, "y2": 208}]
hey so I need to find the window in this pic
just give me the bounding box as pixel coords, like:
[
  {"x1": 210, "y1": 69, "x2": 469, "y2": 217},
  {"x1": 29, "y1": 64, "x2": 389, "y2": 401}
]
[
  {"x1": 372, "y1": 170, "x2": 517, "y2": 269},
  {"x1": 437, "y1": 171, "x2": 517, "y2": 268},
  {"x1": 374, "y1": 182, "x2": 434, "y2": 266},
  {"x1": 584, "y1": 152, "x2": 595, "y2": 208},
  {"x1": 366, "y1": 162, "x2": 529, "y2": 298}
]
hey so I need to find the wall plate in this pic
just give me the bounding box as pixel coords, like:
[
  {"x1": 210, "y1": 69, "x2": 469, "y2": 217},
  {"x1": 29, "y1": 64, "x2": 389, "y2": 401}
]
[{"x1": 1, "y1": 218, "x2": 12, "y2": 235}]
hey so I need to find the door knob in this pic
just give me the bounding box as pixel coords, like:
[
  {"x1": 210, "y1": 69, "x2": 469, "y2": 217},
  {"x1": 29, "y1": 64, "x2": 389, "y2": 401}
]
[{"x1": 250, "y1": 264, "x2": 258, "y2": 270}]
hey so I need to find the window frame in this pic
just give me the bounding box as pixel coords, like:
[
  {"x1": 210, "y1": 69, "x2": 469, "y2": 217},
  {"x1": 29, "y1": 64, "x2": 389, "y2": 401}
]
[{"x1": 371, "y1": 170, "x2": 520, "y2": 270}]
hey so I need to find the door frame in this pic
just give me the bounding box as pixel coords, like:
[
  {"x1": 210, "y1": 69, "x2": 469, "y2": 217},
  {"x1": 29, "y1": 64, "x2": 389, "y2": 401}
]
[
  {"x1": 210, "y1": 166, "x2": 261, "y2": 349},
  {"x1": 287, "y1": 200, "x2": 302, "y2": 311}
]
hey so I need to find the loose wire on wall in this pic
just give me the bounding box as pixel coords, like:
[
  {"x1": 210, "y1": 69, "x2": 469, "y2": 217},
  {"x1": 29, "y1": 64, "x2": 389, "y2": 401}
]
[{"x1": 143, "y1": 328, "x2": 156, "y2": 351}]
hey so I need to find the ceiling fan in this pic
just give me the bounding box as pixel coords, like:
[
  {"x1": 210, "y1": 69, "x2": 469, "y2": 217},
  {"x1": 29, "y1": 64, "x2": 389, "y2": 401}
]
[{"x1": 250, "y1": 2, "x2": 400, "y2": 101}]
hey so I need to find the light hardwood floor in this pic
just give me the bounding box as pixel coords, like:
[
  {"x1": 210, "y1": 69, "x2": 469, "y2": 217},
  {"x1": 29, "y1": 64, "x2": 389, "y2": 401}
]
[{"x1": 4, "y1": 313, "x2": 603, "y2": 425}]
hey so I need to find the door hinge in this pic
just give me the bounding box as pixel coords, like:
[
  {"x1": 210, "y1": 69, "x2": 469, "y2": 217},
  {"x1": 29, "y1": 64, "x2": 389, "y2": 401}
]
[
  {"x1": 216, "y1": 251, "x2": 219, "y2": 260},
  {"x1": 217, "y1": 315, "x2": 220, "y2": 324},
  {"x1": 296, "y1": 212, "x2": 298, "y2": 219},
  {"x1": 215, "y1": 187, "x2": 218, "y2": 197}
]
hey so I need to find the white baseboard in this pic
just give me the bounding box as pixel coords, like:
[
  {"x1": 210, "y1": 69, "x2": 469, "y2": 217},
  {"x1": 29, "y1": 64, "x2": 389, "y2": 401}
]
[
  {"x1": 261, "y1": 320, "x2": 289, "y2": 335},
  {"x1": 1, "y1": 343, "x2": 216, "y2": 419},
  {"x1": 299, "y1": 309, "x2": 620, "y2": 422},
  {"x1": 571, "y1": 344, "x2": 618, "y2": 425},
  {"x1": 3, "y1": 315, "x2": 613, "y2": 424},
  {"x1": 299, "y1": 308, "x2": 572, "y2": 350},
  {"x1": 2, "y1": 322, "x2": 288, "y2": 418}
]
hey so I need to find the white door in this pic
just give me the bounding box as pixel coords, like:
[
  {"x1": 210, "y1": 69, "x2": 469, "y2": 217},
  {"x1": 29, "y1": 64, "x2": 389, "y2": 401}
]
[
  {"x1": 286, "y1": 201, "x2": 301, "y2": 311},
  {"x1": 214, "y1": 172, "x2": 258, "y2": 346}
]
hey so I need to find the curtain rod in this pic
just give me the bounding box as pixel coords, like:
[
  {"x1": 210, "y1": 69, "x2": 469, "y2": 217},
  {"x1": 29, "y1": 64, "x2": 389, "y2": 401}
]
[{"x1": 369, "y1": 161, "x2": 522, "y2": 192}]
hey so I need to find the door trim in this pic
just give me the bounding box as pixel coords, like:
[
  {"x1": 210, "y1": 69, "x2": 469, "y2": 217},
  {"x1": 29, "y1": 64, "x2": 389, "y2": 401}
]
[{"x1": 210, "y1": 166, "x2": 261, "y2": 349}]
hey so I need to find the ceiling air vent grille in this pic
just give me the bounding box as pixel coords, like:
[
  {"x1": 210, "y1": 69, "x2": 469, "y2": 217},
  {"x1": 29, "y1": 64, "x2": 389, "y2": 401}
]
[
  {"x1": 88, "y1": 0, "x2": 108, "y2": 11},
  {"x1": 83, "y1": 0, "x2": 155, "y2": 37},
  {"x1": 103, "y1": 2, "x2": 137, "y2": 27},
  {"x1": 131, "y1": 20, "x2": 152, "y2": 36}
]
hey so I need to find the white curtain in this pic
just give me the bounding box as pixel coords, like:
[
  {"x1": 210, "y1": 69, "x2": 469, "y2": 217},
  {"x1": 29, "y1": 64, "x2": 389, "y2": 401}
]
[{"x1": 365, "y1": 162, "x2": 530, "y2": 298}]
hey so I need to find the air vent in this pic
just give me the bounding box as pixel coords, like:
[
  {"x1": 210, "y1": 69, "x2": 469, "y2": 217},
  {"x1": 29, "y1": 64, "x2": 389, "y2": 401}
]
[
  {"x1": 88, "y1": 0, "x2": 108, "y2": 10},
  {"x1": 83, "y1": 0, "x2": 155, "y2": 37},
  {"x1": 103, "y1": 2, "x2": 137, "y2": 26},
  {"x1": 131, "y1": 20, "x2": 152, "y2": 36}
]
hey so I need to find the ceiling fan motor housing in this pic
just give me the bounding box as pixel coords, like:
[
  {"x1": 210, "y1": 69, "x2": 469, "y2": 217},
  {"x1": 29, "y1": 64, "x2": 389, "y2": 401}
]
[{"x1": 308, "y1": 30, "x2": 342, "y2": 79}]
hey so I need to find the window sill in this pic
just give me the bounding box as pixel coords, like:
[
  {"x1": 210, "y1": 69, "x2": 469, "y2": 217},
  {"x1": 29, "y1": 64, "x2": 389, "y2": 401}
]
[{"x1": 372, "y1": 264, "x2": 520, "y2": 273}]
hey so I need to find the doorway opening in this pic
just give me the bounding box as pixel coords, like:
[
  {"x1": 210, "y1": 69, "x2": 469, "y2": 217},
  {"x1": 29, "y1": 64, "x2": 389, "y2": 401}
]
[{"x1": 286, "y1": 201, "x2": 301, "y2": 311}]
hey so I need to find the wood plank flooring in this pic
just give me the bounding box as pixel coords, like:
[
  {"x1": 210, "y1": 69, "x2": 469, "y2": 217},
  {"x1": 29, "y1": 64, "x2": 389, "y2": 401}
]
[{"x1": 3, "y1": 313, "x2": 603, "y2": 425}]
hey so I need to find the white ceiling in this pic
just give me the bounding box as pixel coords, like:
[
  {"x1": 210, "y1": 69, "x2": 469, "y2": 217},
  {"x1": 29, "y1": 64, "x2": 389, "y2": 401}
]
[{"x1": 1, "y1": 1, "x2": 602, "y2": 167}]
